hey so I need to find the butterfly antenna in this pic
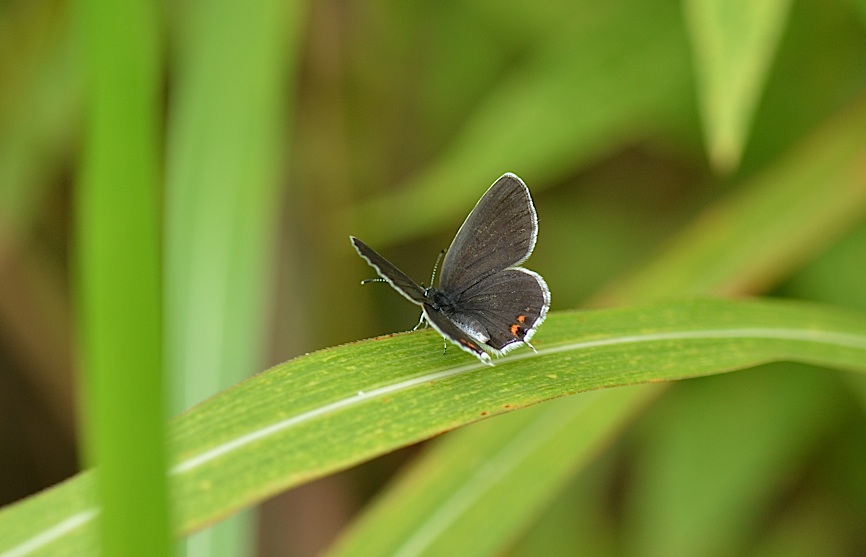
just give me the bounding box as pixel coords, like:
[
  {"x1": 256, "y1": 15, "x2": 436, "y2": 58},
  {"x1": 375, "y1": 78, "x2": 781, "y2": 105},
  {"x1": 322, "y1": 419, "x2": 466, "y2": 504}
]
[
  {"x1": 429, "y1": 248, "x2": 446, "y2": 287},
  {"x1": 360, "y1": 277, "x2": 387, "y2": 285}
]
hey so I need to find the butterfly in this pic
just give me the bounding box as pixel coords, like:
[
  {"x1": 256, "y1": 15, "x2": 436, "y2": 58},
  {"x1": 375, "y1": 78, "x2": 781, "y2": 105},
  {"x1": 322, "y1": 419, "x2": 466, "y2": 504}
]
[{"x1": 351, "y1": 173, "x2": 550, "y2": 364}]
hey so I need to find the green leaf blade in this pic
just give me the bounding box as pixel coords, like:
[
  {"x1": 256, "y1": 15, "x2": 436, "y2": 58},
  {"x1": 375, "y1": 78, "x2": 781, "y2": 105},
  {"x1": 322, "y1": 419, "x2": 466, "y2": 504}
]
[
  {"x1": 326, "y1": 386, "x2": 661, "y2": 557},
  {"x1": 165, "y1": 297, "x2": 866, "y2": 531},
  {"x1": 2, "y1": 297, "x2": 866, "y2": 554},
  {"x1": 76, "y1": 0, "x2": 170, "y2": 554}
]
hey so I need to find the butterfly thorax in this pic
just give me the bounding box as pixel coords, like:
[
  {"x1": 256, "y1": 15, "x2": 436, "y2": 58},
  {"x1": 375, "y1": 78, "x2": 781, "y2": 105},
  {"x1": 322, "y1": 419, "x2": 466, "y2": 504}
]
[{"x1": 425, "y1": 288, "x2": 458, "y2": 315}]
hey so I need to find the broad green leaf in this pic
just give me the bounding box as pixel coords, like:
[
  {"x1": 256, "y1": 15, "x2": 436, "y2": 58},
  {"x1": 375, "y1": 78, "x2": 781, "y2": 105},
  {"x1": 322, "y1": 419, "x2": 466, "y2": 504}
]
[
  {"x1": 683, "y1": 0, "x2": 792, "y2": 172},
  {"x1": 326, "y1": 386, "x2": 662, "y2": 557},
  {"x1": 2, "y1": 297, "x2": 866, "y2": 554}
]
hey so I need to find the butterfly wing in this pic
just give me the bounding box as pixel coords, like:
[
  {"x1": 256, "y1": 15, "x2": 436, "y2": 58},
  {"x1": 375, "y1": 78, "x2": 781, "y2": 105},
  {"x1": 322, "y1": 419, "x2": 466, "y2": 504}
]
[
  {"x1": 422, "y1": 304, "x2": 492, "y2": 365},
  {"x1": 448, "y1": 267, "x2": 550, "y2": 354},
  {"x1": 438, "y1": 173, "x2": 538, "y2": 293},
  {"x1": 351, "y1": 236, "x2": 426, "y2": 305}
]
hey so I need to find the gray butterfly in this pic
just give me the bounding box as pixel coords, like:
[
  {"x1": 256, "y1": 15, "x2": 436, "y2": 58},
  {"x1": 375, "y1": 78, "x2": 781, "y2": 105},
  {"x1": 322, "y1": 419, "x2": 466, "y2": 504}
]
[{"x1": 351, "y1": 172, "x2": 550, "y2": 364}]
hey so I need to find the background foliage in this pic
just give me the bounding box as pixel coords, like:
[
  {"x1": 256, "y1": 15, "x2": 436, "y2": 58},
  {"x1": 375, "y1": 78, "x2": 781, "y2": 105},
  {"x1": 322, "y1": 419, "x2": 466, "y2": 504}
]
[{"x1": 1, "y1": 0, "x2": 865, "y2": 555}]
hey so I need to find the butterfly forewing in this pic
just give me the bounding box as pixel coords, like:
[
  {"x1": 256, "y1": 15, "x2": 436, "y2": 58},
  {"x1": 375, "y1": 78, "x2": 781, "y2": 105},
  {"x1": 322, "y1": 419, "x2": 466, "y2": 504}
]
[
  {"x1": 351, "y1": 236, "x2": 426, "y2": 305},
  {"x1": 438, "y1": 173, "x2": 537, "y2": 293}
]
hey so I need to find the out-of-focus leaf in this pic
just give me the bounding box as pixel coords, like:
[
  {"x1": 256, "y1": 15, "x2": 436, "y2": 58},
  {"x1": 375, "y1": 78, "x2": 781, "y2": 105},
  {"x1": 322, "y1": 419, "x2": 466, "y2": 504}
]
[
  {"x1": 682, "y1": 0, "x2": 793, "y2": 172},
  {"x1": 346, "y1": 0, "x2": 692, "y2": 247},
  {"x1": 0, "y1": 2, "x2": 82, "y2": 231},
  {"x1": 594, "y1": 94, "x2": 866, "y2": 305},
  {"x1": 163, "y1": 0, "x2": 307, "y2": 554},
  {"x1": 624, "y1": 364, "x2": 851, "y2": 557}
]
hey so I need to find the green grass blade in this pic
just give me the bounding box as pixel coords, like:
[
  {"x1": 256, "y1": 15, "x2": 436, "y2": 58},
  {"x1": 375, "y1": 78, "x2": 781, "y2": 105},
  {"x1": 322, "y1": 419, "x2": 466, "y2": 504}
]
[
  {"x1": 683, "y1": 0, "x2": 793, "y2": 172},
  {"x1": 163, "y1": 0, "x2": 306, "y2": 554},
  {"x1": 2, "y1": 298, "x2": 866, "y2": 553},
  {"x1": 164, "y1": 0, "x2": 305, "y2": 423},
  {"x1": 75, "y1": 0, "x2": 169, "y2": 554}
]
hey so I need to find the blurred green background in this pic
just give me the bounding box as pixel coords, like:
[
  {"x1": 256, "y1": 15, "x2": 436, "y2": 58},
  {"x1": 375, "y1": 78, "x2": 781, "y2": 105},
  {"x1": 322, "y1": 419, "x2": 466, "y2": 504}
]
[{"x1": 2, "y1": 0, "x2": 866, "y2": 555}]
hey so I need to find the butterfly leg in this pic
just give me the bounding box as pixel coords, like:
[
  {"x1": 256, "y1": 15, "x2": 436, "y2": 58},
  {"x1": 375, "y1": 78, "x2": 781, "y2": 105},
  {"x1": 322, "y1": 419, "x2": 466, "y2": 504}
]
[{"x1": 413, "y1": 312, "x2": 428, "y2": 331}]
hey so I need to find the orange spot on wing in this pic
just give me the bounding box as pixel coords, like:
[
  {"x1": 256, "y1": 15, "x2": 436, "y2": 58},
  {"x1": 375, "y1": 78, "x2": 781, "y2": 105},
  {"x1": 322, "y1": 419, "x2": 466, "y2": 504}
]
[
  {"x1": 510, "y1": 323, "x2": 521, "y2": 336},
  {"x1": 517, "y1": 314, "x2": 527, "y2": 323}
]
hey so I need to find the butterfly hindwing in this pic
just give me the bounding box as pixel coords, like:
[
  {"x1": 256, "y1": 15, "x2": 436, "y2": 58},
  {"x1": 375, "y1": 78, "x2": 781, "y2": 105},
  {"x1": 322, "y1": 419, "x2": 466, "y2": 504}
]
[
  {"x1": 422, "y1": 303, "x2": 492, "y2": 364},
  {"x1": 449, "y1": 267, "x2": 550, "y2": 354}
]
